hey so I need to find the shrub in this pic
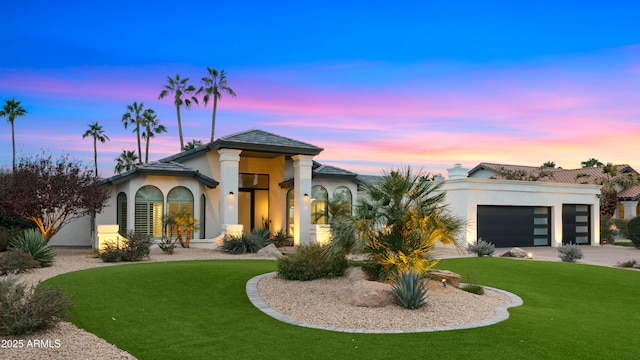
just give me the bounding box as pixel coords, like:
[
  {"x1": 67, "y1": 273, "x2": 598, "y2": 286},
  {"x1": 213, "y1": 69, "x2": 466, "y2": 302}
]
[
  {"x1": 99, "y1": 241, "x2": 124, "y2": 262},
  {"x1": 614, "y1": 218, "x2": 629, "y2": 240},
  {"x1": 616, "y1": 259, "x2": 639, "y2": 269},
  {"x1": 0, "y1": 276, "x2": 73, "y2": 335},
  {"x1": 558, "y1": 243, "x2": 583, "y2": 263},
  {"x1": 627, "y1": 216, "x2": 640, "y2": 248},
  {"x1": 158, "y1": 236, "x2": 177, "y2": 255},
  {"x1": 222, "y1": 229, "x2": 270, "y2": 254},
  {"x1": 0, "y1": 227, "x2": 23, "y2": 252},
  {"x1": 461, "y1": 270, "x2": 485, "y2": 295},
  {"x1": 600, "y1": 216, "x2": 617, "y2": 244},
  {"x1": 221, "y1": 234, "x2": 247, "y2": 254},
  {"x1": 11, "y1": 229, "x2": 54, "y2": 267},
  {"x1": 121, "y1": 231, "x2": 152, "y2": 261},
  {"x1": 467, "y1": 238, "x2": 495, "y2": 257},
  {"x1": 0, "y1": 248, "x2": 41, "y2": 275},
  {"x1": 276, "y1": 244, "x2": 348, "y2": 281},
  {"x1": 271, "y1": 230, "x2": 293, "y2": 247},
  {"x1": 391, "y1": 270, "x2": 428, "y2": 309}
]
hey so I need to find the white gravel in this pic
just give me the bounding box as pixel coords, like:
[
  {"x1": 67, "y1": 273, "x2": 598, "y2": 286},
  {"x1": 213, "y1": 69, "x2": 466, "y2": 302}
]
[{"x1": 2, "y1": 246, "x2": 509, "y2": 359}]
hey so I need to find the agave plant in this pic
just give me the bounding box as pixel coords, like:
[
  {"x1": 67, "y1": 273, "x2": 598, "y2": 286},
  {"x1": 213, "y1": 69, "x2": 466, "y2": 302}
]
[
  {"x1": 11, "y1": 229, "x2": 54, "y2": 267},
  {"x1": 391, "y1": 269, "x2": 428, "y2": 309}
]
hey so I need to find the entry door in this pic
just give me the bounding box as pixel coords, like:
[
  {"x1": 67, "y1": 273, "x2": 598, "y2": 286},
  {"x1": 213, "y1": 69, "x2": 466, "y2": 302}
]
[{"x1": 238, "y1": 189, "x2": 269, "y2": 232}]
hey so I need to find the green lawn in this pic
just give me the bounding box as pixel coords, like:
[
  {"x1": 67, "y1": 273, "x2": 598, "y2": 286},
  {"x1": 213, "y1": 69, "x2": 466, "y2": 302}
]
[{"x1": 43, "y1": 258, "x2": 640, "y2": 360}]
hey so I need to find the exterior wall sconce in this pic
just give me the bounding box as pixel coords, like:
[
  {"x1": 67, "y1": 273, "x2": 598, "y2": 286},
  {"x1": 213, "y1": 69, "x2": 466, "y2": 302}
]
[
  {"x1": 303, "y1": 193, "x2": 309, "y2": 201},
  {"x1": 229, "y1": 191, "x2": 234, "y2": 196}
]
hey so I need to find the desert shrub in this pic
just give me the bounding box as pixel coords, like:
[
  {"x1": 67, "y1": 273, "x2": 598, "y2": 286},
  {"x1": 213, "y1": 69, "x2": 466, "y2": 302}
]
[
  {"x1": 467, "y1": 238, "x2": 495, "y2": 257},
  {"x1": 0, "y1": 227, "x2": 23, "y2": 252},
  {"x1": 600, "y1": 216, "x2": 617, "y2": 244},
  {"x1": 276, "y1": 244, "x2": 348, "y2": 281},
  {"x1": 158, "y1": 236, "x2": 177, "y2": 255},
  {"x1": 616, "y1": 259, "x2": 638, "y2": 268},
  {"x1": 0, "y1": 276, "x2": 73, "y2": 335},
  {"x1": 614, "y1": 218, "x2": 629, "y2": 240},
  {"x1": 0, "y1": 248, "x2": 41, "y2": 275},
  {"x1": 271, "y1": 229, "x2": 293, "y2": 247},
  {"x1": 391, "y1": 270, "x2": 427, "y2": 309},
  {"x1": 99, "y1": 241, "x2": 124, "y2": 262},
  {"x1": 461, "y1": 270, "x2": 484, "y2": 295},
  {"x1": 627, "y1": 216, "x2": 640, "y2": 248},
  {"x1": 222, "y1": 229, "x2": 270, "y2": 254},
  {"x1": 359, "y1": 259, "x2": 385, "y2": 281},
  {"x1": 11, "y1": 229, "x2": 54, "y2": 267},
  {"x1": 558, "y1": 243, "x2": 583, "y2": 263},
  {"x1": 121, "y1": 231, "x2": 152, "y2": 261}
]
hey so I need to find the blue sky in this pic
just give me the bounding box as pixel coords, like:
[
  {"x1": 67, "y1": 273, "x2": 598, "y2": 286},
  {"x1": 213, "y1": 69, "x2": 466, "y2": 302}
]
[{"x1": 1, "y1": 1, "x2": 639, "y2": 176}]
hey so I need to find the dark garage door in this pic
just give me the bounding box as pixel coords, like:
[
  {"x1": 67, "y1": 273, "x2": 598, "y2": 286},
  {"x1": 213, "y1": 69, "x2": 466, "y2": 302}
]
[{"x1": 477, "y1": 206, "x2": 551, "y2": 247}]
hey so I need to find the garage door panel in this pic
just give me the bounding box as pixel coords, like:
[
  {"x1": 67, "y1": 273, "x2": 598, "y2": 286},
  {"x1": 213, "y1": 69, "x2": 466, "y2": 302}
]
[{"x1": 477, "y1": 206, "x2": 549, "y2": 248}]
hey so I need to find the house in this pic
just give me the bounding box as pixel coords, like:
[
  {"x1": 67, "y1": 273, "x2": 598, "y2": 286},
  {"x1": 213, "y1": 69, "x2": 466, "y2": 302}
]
[{"x1": 48, "y1": 133, "x2": 604, "y2": 250}]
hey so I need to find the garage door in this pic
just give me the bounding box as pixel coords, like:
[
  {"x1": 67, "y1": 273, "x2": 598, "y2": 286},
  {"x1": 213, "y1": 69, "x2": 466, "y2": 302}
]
[
  {"x1": 477, "y1": 206, "x2": 551, "y2": 247},
  {"x1": 562, "y1": 204, "x2": 591, "y2": 245}
]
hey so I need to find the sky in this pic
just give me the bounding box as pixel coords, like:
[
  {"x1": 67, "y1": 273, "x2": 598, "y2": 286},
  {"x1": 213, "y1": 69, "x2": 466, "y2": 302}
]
[{"x1": 1, "y1": 1, "x2": 639, "y2": 178}]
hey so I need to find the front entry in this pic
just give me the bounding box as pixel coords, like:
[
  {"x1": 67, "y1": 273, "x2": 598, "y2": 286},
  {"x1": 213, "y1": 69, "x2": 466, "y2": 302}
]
[{"x1": 238, "y1": 173, "x2": 270, "y2": 232}]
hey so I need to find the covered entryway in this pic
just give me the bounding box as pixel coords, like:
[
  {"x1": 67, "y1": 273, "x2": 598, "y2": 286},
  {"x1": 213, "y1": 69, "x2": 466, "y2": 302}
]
[
  {"x1": 238, "y1": 173, "x2": 270, "y2": 232},
  {"x1": 477, "y1": 205, "x2": 551, "y2": 247}
]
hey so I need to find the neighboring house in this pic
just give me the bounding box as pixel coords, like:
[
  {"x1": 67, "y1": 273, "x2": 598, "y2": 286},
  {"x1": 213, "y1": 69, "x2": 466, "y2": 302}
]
[{"x1": 49, "y1": 129, "x2": 359, "y2": 248}]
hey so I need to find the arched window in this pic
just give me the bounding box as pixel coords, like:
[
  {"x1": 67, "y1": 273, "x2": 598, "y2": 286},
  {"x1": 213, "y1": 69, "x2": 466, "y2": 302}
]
[
  {"x1": 333, "y1": 186, "x2": 352, "y2": 215},
  {"x1": 200, "y1": 194, "x2": 206, "y2": 239},
  {"x1": 311, "y1": 185, "x2": 328, "y2": 224},
  {"x1": 117, "y1": 192, "x2": 127, "y2": 236},
  {"x1": 286, "y1": 189, "x2": 294, "y2": 235},
  {"x1": 135, "y1": 186, "x2": 163, "y2": 238},
  {"x1": 167, "y1": 186, "x2": 194, "y2": 215}
]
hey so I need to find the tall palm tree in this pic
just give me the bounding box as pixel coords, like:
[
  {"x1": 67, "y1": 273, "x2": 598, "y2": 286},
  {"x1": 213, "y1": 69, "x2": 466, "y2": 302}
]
[
  {"x1": 182, "y1": 139, "x2": 203, "y2": 151},
  {"x1": 595, "y1": 163, "x2": 640, "y2": 218},
  {"x1": 114, "y1": 150, "x2": 139, "y2": 174},
  {"x1": 121, "y1": 101, "x2": 145, "y2": 163},
  {"x1": 581, "y1": 158, "x2": 603, "y2": 168},
  {"x1": 201, "y1": 68, "x2": 236, "y2": 143},
  {"x1": 141, "y1": 109, "x2": 167, "y2": 163},
  {"x1": 0, "y1": 98, "x2": 28, "y2": 171},
  {"x1": 82, "y1": 122, "x2": 110, "y2": 176},
  {"x1": 158, "y1": 74, "x2": 199, "y2": 150}
]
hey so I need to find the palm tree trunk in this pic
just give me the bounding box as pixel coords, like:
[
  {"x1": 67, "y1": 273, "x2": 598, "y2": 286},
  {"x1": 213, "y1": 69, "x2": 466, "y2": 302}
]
[
  {"x1": 93, "y1": 137, "x2": 98, "y2": 176},
  {"x1": 136, "y1": 125, "x2": 142, "y2": 164},
  {"x1": 176, "y1": 105, "x2": 184, "y2": 150},
  {"x1": 145, "y1": 130, "x2": 150, "y2": 163},
  {"x1": 11, "y1": 120, "x2": 15, "y2": 171},
  {"x1": 210, "y1": 97, "x2": 218, "y2": 143}
]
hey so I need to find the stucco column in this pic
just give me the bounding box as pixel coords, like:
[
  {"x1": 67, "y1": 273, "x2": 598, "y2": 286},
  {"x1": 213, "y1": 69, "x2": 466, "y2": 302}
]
[
  {"x1": 551, "y1": 205, "x2": 563, "y2": 247},
  {"x1": 293, "y1": 155, "x2": 313, "y2": 246},
  {"x1": 622, "y1": 201, "x2": 638, "y2": 220},
  {"x1": 218, "y1": 149, "x2": 242, "y2": 232}
]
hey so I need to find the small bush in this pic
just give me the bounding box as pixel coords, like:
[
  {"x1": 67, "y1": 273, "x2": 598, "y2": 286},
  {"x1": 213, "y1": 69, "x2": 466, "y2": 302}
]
[
  {"x1": 614, "y1": 218, "x2": 629, "y2": 240},
  {"x1": 0, "y1": 276, "x2": 73, "y2": 335},
  {"x1": 462, "y1": 284, "x2": 485, "y2": 295},
  {"x1": 359, "y1": 259, "x2": 385, "y2": 281},
  {"x1": 11, "y1": 229, "x2": 54, "y2": 267},
  {"x1": 558, "y1": 243, "x2": 583, "y2": 263},
  {"x1": 99, "y1": 241, "x2": 124, "y2": 262},
  {"x1": 221, "y1": 234, "x2": 247, "y2": 254},
  {"x1": 121, "y1": 231, "x2": 152, "y2": 261},
  {"x1": 467, "y1": 238, "x2": 495, "y2": 257},
  {"x1": 276, "y1": 244, "x2": 348, "y2": 281},
  {"x1": 616, "y1": 259, "x2": 639, "y2": 269},
  {"x1": 0, "y1": 227, "x2": 23, "y2": 252},
  {"x1": 391, "y1": 270, "x2": 427, "y2": 309},
  {"x1": 158, "y1": 236, "x2": 177, "y2": 255},
  {"x1": 600, "y1": 216, "x2": 617, "y2": 244},
  {"x1": 271, "y1": 229, "x2": 293, "y2": 247},
  {"x1": 222, "y1": 229, "x2": 270, "y2": 254},
  {"x1": 627, "y1": 216, "x2": 640, "y2": 248},
  {"x1": 0, "y1": 248, "x2": 41, "y2": 275}
]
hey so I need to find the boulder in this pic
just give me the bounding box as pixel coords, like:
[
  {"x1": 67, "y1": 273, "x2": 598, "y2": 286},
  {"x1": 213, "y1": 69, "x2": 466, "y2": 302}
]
[
  {"x1": 427, "y1": 269, "x2": 461, "y2": 288},
  {"x1": 344, "y1": 266, "x2": 369, "y2": 282},
  {"x1": 257, "y1": 244, "x2": 283, "y2": 258},
  {"x1": 341, "y1": 280, "x2": 394, "y2": 307},
  {"x1": 500, "y1": 247, "x2": 527, "y2": 258}
]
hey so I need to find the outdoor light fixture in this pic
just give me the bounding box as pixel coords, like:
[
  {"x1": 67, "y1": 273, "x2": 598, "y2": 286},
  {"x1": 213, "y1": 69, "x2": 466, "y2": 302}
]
[
  {"x1": 526, "y1": 252, "x2": 534, "y2": 259},
  {"x1": 441, "y1": 279, "x2": 447, "y2": 288},
  {"x1": 303, "y1": 193, "x2": 309, "y2": 201},
  {"x1": 229, "y1": 191, "x2": 234, "y2": 196}
]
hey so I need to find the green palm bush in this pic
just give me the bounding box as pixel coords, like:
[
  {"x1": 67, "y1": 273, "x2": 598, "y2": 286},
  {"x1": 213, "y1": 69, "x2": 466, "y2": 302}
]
[
  {"x1": 391, "y1": 269, "x2": 428, "y2": 309},
  {"x1": 11, "y1": 229, "x2": 54, "y2": 267},
  {"x1": 222, "y1": 229, "x2": 270, "y2": 254},
  {"x1": 328, "y1": 167, "x2": 465, "y2": 279}
]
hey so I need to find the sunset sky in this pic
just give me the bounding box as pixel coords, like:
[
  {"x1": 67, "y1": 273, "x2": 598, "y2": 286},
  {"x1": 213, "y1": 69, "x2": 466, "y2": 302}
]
[{"x1": 1, "y1": 1, "x2": 639, "y2": 177}]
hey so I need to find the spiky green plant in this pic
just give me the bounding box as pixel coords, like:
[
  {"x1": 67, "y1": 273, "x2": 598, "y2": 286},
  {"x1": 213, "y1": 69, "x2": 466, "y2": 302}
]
[
  {"x1": 391, "y1": 269, "x2": 428, "y2": 309},
  {"x1": 467, "y1": 238, "x2": 495, "y2": 257},
  {"x1": 11, "y1": 229, "x2": 54, "y2": 267}
]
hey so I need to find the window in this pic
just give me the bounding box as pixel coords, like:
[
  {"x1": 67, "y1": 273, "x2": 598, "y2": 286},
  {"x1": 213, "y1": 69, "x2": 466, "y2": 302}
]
[
  {"x1": 167, "y1": 186, "x2": 194, "y2": 216},
  {"x1": 117, "y1": 192, "x2": 127, "y2": 236},
  {"x1": 200, "y1": 194, "x2": 206, "y2": 239},
  {"x1": 286, "y1": 189, "x2": 294, "y2": 235},
  {"x1": 333, "y1": 186, "x2": 352, "y2": 214},
  {"x1": 135, "y1": 186, "x2": 164, "y2": 238},
  {"x1": 311, "y1": 185, "x2": 328, "y2": 224}
]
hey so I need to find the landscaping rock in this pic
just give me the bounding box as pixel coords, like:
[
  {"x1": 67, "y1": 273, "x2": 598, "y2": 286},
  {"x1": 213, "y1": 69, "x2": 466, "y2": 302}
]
[
  {"x1": 428, "y1": 269, "x2": 461, "y2": 288},
  {"x1": 344, "y1": 266, "x2": 369, "y2": 281},
  {"x1": 500, "y1": 247, "x2": 527, "y2": 258},
  {"x1": 257, "y1": 244, "x2": 283, "y2": 258},
  {"x1": 341, "y1": 280, "x2": 394, "y2": 307}
]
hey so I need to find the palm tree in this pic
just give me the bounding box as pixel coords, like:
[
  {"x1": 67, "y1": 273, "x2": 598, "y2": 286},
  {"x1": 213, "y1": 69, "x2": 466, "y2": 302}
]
[
  {"x1": 581, "y1": 158, "x2": 603, "y2": 168},
  {"x1": 0, "y1": 98, "x2": 28, "y2": 171},
  {"x1": 201, "y1": 68, "x2": 236, "y2": 143},
  {"x1": 141, "y1": 109, "x2": 167, "y2": 163},
  {"x1": 114, "y1": 150, "x2": 139, "y2": 174},
  {"x1": 121, "y1": 101, "x2": 145, "y2": 163},
  {"x1": 182, "y1": 139, "x2": 203, "y2": 151},
  {"x1": 328, "y1": 166, "x2": 465, "y2": 280},
  {"x1": 82, "y1": 122, "x2": 110, "y2": 176},
  {"x1": 158, "y1": 74, "x2": 199, "y2": 150},
  {"x1": 542, "y1": 161, "x2": 556, "y2": 168},
  {"x1": 595, "y1": 163, "x2": 640, "y2": 218}
]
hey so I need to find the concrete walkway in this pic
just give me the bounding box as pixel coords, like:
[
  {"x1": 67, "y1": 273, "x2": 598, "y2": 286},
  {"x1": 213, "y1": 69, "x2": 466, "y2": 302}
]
[{"x1": 436, "y1": 244, "x2": 640, "y2": 267}]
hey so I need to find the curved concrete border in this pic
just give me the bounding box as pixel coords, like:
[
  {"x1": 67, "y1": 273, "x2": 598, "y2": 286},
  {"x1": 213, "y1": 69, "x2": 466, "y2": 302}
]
[{"x1": 246, "y1": 272, "x2": 523, "y2": 334}]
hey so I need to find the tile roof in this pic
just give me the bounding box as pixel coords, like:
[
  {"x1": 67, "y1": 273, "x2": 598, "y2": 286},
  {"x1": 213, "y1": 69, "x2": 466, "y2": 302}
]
[
  {"x1": 279, "y1": 161, "x2": 358, "y2": 188},
  {"x1": 103, "y1": 162, "x2": 219, "y2": 188}
]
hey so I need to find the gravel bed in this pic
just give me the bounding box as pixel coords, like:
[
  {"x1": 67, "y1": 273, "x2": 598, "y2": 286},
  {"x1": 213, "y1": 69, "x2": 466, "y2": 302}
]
[
  {"x1": 258, "y1": 275, "x2": 510, "y2": 331},
  {"x1": 2, "y1": 246, "x2": 508, "y2": 359}
]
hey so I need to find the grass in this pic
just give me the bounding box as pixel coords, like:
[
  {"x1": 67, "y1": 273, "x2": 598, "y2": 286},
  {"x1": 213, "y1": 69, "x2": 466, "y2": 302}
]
[
  {"x1": 612, "y1": 241, "x2": 636, "y2": 248},
  {"x1": 43, "y1": 258, "x2": 640, "y2": 360}
]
